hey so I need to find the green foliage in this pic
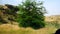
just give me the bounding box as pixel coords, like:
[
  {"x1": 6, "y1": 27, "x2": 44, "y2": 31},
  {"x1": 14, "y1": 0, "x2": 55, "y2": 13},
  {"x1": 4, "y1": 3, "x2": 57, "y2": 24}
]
[
  {"x1": 17, "y1": 0, "x2": 46, "y2": 29},
  {"x1": 46, "y1": 21, "x2": 60, "y2": 29}
]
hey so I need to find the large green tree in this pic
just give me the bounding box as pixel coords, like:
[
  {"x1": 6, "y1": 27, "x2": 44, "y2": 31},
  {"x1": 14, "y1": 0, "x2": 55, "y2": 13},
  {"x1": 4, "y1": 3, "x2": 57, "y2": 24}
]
[{"x1": 17, "y1": 0, "x2": 46, "y2": 29}]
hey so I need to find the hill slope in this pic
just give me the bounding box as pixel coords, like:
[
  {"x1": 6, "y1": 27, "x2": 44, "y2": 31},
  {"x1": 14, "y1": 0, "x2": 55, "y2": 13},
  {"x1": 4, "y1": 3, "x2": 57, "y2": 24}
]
[{"x1": 45, "y1": 15, "x2": 60, "y2": 22}]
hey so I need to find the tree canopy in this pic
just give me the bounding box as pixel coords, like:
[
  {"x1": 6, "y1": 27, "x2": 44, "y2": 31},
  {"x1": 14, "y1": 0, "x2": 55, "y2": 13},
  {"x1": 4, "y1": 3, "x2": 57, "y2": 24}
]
[{"x1": 17, "y1": 0, "x2": 46, "y2": 29}]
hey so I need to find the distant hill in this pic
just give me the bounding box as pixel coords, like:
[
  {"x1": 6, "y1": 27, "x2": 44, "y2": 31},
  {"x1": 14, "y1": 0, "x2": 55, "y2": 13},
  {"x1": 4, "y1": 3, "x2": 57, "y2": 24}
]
[{"x1": 45, "y1": 15, "x2": 60, "y2": 22}]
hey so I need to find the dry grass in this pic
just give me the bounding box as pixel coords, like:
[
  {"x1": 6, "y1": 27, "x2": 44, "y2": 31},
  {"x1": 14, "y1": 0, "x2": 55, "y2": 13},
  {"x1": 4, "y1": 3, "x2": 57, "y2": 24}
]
[{"x1": 0, "y1": 24, "x2": 57, "y2": 34}]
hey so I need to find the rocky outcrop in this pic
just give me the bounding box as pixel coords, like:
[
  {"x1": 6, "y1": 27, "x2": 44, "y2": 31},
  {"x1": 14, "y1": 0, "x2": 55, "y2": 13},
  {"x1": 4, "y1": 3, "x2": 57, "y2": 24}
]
[{"x1": 0, "y1": 4, "x2": 19, "y2": 24}]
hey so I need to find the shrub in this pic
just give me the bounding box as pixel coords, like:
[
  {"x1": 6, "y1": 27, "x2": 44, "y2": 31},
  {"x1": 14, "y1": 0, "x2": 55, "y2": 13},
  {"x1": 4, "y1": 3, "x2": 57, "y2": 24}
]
[{"x1": 17, "y1": 0, "x2": 46, "y2": 29}]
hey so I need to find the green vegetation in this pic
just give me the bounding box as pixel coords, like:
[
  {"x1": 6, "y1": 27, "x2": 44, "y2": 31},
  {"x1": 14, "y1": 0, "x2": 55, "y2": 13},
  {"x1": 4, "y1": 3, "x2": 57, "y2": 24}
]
[
  {"x1": 17, "y1": 0, "x2": 46, "y2": 29},
  {"x1": 46, "y1": 21, "x2": 60, "y2": 29}
]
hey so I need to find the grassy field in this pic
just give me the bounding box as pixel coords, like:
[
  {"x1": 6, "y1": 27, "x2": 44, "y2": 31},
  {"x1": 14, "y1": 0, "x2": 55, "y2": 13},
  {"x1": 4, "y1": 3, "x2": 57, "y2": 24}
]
[{"x1": 0, "y1": 22, "x2": 59, "y2": 34}]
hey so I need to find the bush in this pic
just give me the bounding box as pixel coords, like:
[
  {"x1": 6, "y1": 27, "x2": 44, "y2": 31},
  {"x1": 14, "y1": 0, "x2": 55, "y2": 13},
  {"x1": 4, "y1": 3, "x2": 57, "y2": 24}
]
[{"x1": 17, "y1": 0, "x2": 46, "y2": 29}]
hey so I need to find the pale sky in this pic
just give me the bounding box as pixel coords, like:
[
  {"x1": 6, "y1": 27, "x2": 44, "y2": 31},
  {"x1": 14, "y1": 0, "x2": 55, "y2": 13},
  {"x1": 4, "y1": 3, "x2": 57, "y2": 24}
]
[{"x1": 0, "y1": 0, "x2": 60, "y2": 16}]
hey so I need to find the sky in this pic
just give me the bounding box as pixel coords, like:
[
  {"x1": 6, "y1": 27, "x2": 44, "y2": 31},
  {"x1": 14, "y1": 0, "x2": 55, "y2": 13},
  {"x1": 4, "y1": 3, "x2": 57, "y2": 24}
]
[{"x1": 0, "y1": 0, "x2": 60, "y2": 16}]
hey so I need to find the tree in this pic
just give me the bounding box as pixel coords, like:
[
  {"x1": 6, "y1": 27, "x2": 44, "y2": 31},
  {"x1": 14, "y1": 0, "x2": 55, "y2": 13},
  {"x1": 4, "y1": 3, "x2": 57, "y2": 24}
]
[{"x1": 17, "y1": 0, "x2": 46, "y2": 29}]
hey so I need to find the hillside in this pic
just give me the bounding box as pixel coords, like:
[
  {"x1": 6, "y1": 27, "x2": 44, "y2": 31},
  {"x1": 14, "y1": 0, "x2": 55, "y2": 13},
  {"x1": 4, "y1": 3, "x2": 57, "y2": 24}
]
[
  {"x1": 0, "y1": 4, "x2": 19, "y2": 24},
  {"x1": 45, "y1": 15, "x2": 60, "y2": 22}
]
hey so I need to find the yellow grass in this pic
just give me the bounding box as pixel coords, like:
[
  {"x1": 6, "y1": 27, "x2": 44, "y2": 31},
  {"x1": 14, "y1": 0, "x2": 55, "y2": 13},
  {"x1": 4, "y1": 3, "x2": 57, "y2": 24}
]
[{"x1": 0, "y1": 24, "x2": 57, "y2": 34}]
